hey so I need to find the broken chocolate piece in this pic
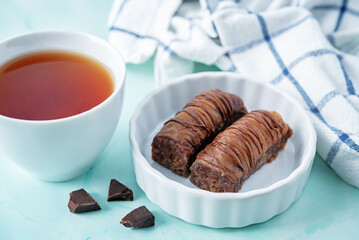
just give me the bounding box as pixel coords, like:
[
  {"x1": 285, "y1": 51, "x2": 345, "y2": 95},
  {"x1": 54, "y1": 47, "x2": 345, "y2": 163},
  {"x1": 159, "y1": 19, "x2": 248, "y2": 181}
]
[
  {"x1": 120, "y1": 206, "x2": 155, "y2": 228},
  {"x1": 107, "y1": 179, "x2": 134, "y2": 201},
  {"x1": 68, "y1": 188, "x2": 101, "y2": 213}
]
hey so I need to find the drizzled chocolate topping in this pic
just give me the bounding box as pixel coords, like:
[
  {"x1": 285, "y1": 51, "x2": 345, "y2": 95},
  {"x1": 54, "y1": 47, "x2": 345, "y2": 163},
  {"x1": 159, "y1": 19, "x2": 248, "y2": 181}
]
[
  {"x1": 191, "y1": 110, "x2": 293, "y2": 191},
  {"x1": 159, "y1": 89, "x2": 246, "y2": 147}
]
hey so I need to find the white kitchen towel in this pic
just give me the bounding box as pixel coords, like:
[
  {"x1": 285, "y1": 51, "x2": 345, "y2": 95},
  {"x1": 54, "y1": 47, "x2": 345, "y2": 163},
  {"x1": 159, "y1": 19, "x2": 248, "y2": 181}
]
[{"x1": 108, "y1": 0, "x2": 359, "y2": 188}]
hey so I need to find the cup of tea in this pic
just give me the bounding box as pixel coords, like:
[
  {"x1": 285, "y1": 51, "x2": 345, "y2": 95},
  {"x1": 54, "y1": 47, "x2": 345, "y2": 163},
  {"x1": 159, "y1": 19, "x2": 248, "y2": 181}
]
[{"x1": 0, "y1": 30, "x2": 126, "y2": 181}]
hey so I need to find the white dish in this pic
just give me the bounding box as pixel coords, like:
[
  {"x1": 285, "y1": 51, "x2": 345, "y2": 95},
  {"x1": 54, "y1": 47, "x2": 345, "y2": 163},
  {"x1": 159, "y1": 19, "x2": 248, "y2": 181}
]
[{"x1": 130, "y1": 72, "x2": 316, "y2": 228}]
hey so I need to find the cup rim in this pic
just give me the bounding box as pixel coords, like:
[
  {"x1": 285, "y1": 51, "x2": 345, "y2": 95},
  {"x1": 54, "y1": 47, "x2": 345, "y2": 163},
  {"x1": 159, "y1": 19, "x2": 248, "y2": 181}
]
[{"x1": 0, "y1": 30, "x2": 126, "y2": 124}]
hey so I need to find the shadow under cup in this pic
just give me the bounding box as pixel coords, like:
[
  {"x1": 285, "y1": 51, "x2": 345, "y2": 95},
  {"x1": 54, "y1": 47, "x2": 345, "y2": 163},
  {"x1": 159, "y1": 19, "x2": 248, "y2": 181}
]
[{"x1": 0, "y1": 31, "x2": 126, "y2": 182}]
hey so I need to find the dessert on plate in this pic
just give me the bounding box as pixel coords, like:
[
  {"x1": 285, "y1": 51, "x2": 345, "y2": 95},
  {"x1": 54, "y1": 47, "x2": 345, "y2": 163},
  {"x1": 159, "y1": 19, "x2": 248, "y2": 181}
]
[
  {"x1": 152, "y1": 89, "x2": 247, "y2": 177},
  {"x1": 151, "y1": 88, "x2": 293, "y2": 193},
  {"x1": 190, "y1": 110, "x2": 293, "y2": 192}
]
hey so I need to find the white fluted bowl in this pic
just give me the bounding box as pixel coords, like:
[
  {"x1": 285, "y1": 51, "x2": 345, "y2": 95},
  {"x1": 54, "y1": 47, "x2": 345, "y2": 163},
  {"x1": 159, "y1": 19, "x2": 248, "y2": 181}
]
[{"x1": 130, "y1": 72, "x2": 316, "y2": 228}]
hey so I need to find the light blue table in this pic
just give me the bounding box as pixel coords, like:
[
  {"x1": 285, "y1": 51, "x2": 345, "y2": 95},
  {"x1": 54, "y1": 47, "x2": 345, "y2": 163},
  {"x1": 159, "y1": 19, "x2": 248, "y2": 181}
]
[{"x1": 0, "y1": 1, "x2": 358, "y2": 239}]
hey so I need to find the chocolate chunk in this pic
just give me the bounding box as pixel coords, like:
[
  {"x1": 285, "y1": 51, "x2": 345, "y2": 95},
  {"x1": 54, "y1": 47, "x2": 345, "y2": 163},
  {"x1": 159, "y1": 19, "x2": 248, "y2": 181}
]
[
  {"x1": 107, "y1": 179, "x2": 134, "y2": 201},
  {"x1": 68, "y1": 188, "x2": 101, "y2": 213},
  {"x1": 120, "y1": 206, "x2": 155, "y2": 228}
]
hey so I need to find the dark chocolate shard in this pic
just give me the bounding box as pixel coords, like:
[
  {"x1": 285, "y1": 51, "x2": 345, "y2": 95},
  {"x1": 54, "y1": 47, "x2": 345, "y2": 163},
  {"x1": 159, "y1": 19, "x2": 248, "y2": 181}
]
[
  {"x1": 120, "y1": 206, "x2": 155, "y2": 228},
  {"x1": 68, "y1": 188, "x2": 101, "y2": 213},
  {"x1": 107, "y1": 179, "x2": 134, "y2": 201}
]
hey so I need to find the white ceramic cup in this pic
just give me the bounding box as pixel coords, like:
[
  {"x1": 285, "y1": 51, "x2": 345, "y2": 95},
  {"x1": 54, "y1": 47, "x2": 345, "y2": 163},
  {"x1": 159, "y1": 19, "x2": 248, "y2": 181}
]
[{"x1": 0, "y1": 31, "x2": 126, "y2": 182}]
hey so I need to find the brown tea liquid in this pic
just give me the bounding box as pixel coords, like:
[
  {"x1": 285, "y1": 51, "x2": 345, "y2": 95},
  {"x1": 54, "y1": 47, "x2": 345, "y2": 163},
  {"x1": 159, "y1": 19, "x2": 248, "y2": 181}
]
[{"x1": 0, "y1": 51, "x2": 114, "y2": 120}]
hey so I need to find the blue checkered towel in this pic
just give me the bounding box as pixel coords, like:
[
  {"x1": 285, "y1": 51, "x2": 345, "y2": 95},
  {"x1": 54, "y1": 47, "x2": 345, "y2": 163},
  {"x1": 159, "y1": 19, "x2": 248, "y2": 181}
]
[{"x1": 108, "y1": 0, "x2": 359, "y2": 188}]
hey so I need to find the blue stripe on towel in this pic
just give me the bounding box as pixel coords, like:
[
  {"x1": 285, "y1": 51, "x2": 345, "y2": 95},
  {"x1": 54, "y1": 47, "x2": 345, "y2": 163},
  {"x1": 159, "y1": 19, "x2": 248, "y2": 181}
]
[
  {"x1": 204, "y1": 0, "x2": 218, "y2": 35},
  {"x1": 256, "y1": 14, "x2": 359, "y2": 156},
  {"x1": 111, "y1": 19, "x2": 199, "y2": 58},
  {"x1": 347, "y1": 7, "x2": 359, "y2": 16},
  {"x1": 313, "y1": 2, "x2": 359, "y2": 17},
  {"x1": 272, "y1": 15, "x2": 313, "y2": 38},
  {"x1": 334, "y1": 0, "x2": 348, "y2": 32},
  {"x1": 272, "y1": 50, "x2": 356, "y2": 98},
  {"x1": 271, "y1": 49, "x2": 337, "y2": 84},
  {"x1": 313, "y1": 5, "x2": 340, "y2": 11},
  {"x1": 316, "y1": 90, "x2": 359, "y2": 112},
  {"x1": 257, "y1": 14, "x2": 319, "y2": 111},
  {"x1": 117, "y1": 0, "x2": 130, "y2": 16},
  {"x1": 316, "y1": 91, "x2": 341, "y2": 111},
  {"x1": 326, "y1": 138, "x2": 343, "y2": 165},
  {"x1": 156, "y1": 22, "x2": 197, "y2": 84},
  {"x1": 110, "y1": 0, "x2": 131, "y2": 27},
  {"x1": 110, "y1": 27, "x2": 178, "y2": 56},
  {"x1": 228, "y1": 15, "x2": 313, "y2": 55}
]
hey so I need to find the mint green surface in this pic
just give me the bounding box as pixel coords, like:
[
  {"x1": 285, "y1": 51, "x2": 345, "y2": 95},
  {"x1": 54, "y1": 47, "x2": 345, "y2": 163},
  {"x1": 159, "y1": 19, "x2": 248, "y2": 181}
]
[{"x1": 0, "y1": 1, "x2": 358, "y2": 239}]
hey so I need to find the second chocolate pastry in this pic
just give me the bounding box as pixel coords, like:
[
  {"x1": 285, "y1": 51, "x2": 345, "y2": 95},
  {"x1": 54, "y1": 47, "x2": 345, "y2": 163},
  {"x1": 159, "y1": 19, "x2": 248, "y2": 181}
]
[
  {"x1": 190, "y1": 110, "x2": 293, "y2": 192},
  {"x1": 152, "y1": 89, "x2": 247, "y2": 177}
]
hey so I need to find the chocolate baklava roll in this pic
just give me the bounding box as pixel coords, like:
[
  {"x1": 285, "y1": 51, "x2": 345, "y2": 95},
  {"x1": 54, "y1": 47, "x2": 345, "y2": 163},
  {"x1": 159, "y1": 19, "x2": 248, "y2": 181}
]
[
  {"x1": 152, "y1": 89, "x2": 247, "y2": 177},
  {"x1": 190, "y1": 110, "x2": 293, "y2": 192}
]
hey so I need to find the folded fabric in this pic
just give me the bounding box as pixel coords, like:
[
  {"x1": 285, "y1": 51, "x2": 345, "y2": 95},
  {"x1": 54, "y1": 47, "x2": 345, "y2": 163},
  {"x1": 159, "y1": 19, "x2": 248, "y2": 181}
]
[{"x1": 108, "y1": 0, "x2": 359, "y2": 188}]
